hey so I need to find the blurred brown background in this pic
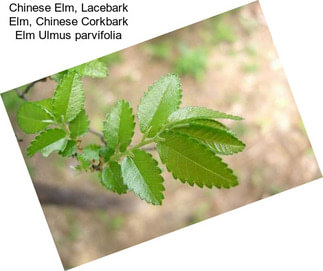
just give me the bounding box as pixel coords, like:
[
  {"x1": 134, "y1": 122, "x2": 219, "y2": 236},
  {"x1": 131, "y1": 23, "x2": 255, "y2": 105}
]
[{"x1": 2, "y1": 2, "x2": 321, "y2": 269}]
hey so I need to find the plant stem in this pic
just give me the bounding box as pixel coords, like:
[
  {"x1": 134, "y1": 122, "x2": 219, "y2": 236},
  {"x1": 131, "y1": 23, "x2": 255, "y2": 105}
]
[
  {"x1": 110, "y1": 137, "x2": 156, "y2": 161},
  {"x1": 17, "y1": 77, "x2": 48, "y2": 100},
  {"x1": 89, "y1": 128, "x2": 107, "y2": 145}
]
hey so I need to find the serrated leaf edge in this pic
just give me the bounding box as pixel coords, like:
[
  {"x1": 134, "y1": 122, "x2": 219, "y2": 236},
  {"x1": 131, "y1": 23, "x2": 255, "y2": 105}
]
[
  {"x1": 100, "y1": 163, "x2": 128, "y2": 195},
  {"x1": 17, "y1": 102, "x2": 53, "y2": 134},
  {"x1": 52, "y1": 71, "x2": 85, "y2": 123},
  {"x1": 168, "y1": 106, "x2": 243, "y2": 123},
  {"x1": 137, "y1": 73, "x2": 183, "y2": 134},
  {"x1": 158, "y1": 131, "x2": 238, "y2": 189},
  {"x1": 123, "y1": 150, "x2": 165, "y2": 205},
  {"x1": 27, "y1": 128, "x2": 66, "y2": 157},
  {"x1": 103, "y1": 99, "x2": 135, "y2": 153},
  {"x1": 173, "y1": 123, "x2": 246, "y2": 155},
  {"x1": 69, "y1": 110, "x2": 90, "y2": 139}
]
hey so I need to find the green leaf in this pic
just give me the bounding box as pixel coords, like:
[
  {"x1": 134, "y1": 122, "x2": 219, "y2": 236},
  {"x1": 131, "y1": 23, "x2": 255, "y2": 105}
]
[
  {"x1": 17, "y1": 102, "x2": 52, "y2": 134},
  {"x1": 121, "y1": 149, "x2": 165, "y2": 205},
  {"x1": 59, "y1": 140, "x2": 77, "y2": 157},
  {"x1": 172, "y1": 123, "x2": 245, "y2": 155},
  {"x1": 157, "y1": 131, "x2": 238, "y2": 188},
  {"x1": 1, "y1": 90, "x2": 25, "y2": 111},
  {"x1": 53, "y1": 71, "x2": 84, "y2": 122},
  {"x1": 72, "y1": 59, "x2": 108, "y2": 78},
  {"x1": 191, "y1": 119, "x2": 231, "y2": 132},
  {"x1": 69, "y1": 109, "x2": 89, "y2": 139},
  {"x1": 99, "y1": 146, "x2": 114, "y2": 162},
  {"x1": 52, "y1": 71, "x2": 67, "y2": 83},
  {"x1": 190, "y1": 119, "x2": 238, "y2": 136},
  {"x1": 168, "y1": 106, "x2": 242, "y2": 124},
  {"x1": 34, "y1": 98, "x2": 54, "y2": 116},
  {"x1": 52, "y1": 59, "x2": 108, "y2": 82},
  {"x1": 79, "y1": 144, "x2": 101, "y2": 162},
  {"x1": 138, "y1": 73, "x2": 182, "y2": 137},
  {"x1": 100, "y1": 162, "x2": 127, "y2": 194},
  {"x1": 27, "y1": 129, "x2": 67, "y2": 157},
  {"x1": 103, "y1": 100, "x2": 135, "y2": 152},
  {"x1": 76, "y1": 155, "x2": 91, "y2": 171}
]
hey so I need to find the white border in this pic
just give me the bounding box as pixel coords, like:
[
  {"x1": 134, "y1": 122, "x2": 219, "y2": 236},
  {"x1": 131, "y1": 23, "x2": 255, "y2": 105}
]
[{"x1": 1, "y1": 0, "x2": 323, "y2": 270}]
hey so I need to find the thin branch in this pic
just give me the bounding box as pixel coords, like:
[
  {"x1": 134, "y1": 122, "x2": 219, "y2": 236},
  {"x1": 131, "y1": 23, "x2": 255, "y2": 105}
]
[
  {"x1": 89, "y1": 128, "x2": 107, "y2": 145},
  {"x1": 142, "y1": 145, "x2": 156, "y2": 151},
  {"x1": 17, "y1": 77, "x2": 47, "y2": 100},
  {"x1": 88, "y1": 129, "x2": 155, "y2": 151}
]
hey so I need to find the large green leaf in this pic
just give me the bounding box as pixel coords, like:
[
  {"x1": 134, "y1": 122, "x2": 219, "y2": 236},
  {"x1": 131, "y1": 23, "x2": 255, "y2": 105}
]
[
  {"x1": 103, "y1": 100, "x2": 134, "y2": 152},
  {"x1": 27, "y1": 129, "x2": 67, "y2": 157},
  {"x1": 168, "y1": 106, "x2": 242, "y2": 124},
  {"x1": 121, "y1": 149, "x2": 165, "y2": 205},
  {"x1": 69, "y1": 109, "x2": 89, "y2": 139},
  {"x1": 100, "y1": 162, "x2": 127, "y2": 194},
  {"x1": 53, "y1": 71, "x2": 84, "y2": 122},
  {"x1": 17, "y1": 102, "x2": 52, "y2": 134},
  {"x1": 138, "y1": 73, "x2": 182, "y2": 137},
  {"x1": 157, "y1": 131, "x2": 238, "y2": 188},
  {"x1": 172, "y1": 123, "x2": 245, "y2": 155},
  {"x1": 72, "y1": 59, "x2": 108, "y2": 78}
]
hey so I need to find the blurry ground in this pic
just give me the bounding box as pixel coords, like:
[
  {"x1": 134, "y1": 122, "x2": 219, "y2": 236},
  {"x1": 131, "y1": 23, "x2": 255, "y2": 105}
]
[{"x1": 2, "y1": 2, "x2": 321, "y2": 269}]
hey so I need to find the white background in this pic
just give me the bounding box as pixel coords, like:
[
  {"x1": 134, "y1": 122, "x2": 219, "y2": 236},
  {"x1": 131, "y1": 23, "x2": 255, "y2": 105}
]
[{"x1": 0, "y1": 0, "x2": 322, "y2": 270}]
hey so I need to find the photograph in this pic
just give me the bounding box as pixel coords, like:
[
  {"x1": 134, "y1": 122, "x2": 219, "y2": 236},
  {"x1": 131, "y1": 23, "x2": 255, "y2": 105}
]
[{"x1": 1, "y1": 2, "x2": 321, "y2": 269}]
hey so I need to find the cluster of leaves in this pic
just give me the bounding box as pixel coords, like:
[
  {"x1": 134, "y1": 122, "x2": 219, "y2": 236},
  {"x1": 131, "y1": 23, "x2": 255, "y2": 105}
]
[{"x1": 17, "y1": 69, "x2": 245, "y2": 205}]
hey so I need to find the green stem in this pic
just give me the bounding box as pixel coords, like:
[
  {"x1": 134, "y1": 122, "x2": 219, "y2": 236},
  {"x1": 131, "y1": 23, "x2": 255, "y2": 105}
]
[
  {"x1": 109, "y1": 122, "x2": 174, "y2": 162},
  {"x1": 110, "y1": 137, "x2": 156, "y2": 161},
  {"x1": 131, "y1": 137, "x2": 156, "y2": 151}
]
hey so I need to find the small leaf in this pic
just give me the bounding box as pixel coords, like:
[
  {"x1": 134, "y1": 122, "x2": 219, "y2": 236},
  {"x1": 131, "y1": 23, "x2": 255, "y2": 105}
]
[
  {"x1": 79, "y1": 144, "x2": 101, "y2": 162},
  {"x1": 53, "y1": 71, "x2": 84, "y2": 122},
  {"x1": 59, "y1": 140, "x2": 77, "y2": 157},
  {"x1": 138, "y1": 74, "x2": 182, "y2": 137},
  {"x1": 69, "y1": 109, "x2": 89, "y2": 139},
  {"x1": 27, "y1": 129, "x2": 67, "y2": 157},
  {"x1": 157, "y1": 131, "x2": 238, "y2": 188},
  {"x1": 100, "y1": 162, "x2": 127, "y2": 194},
  {"x1": 168, "y1": 106, "x2": 242, "y2": 124},
  {"x1": 121, "y1": 149, "x2": 165, "y2": 205},
  {"x1": 76, "y1": 155, "x2": 91, "y2": 171},
  {"x1": 17, "y1": 102, "x2": 52, "y2": 134},
  {"x1": 172, "y1": 123, "x2": 245, "y2": 155},
  {"x1": 103, "y1": 100, "x2": 135, "y2": 152},
  {"x1": 72, "y1": 59, "x2": 108, "y2": 78}
]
